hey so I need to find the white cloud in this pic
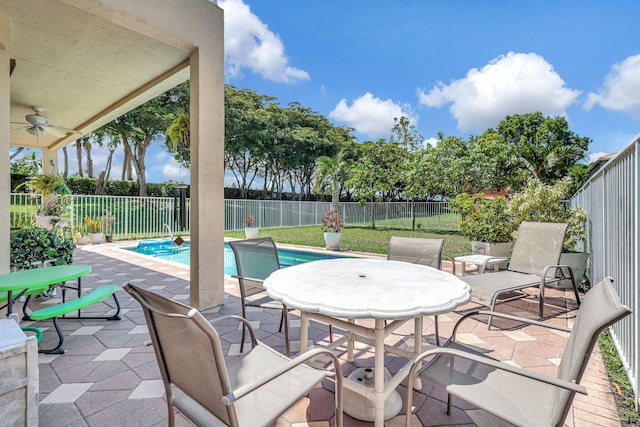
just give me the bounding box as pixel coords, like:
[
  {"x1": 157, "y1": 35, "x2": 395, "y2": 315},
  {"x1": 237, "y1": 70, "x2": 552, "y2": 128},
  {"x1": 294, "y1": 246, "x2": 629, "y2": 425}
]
[
  {"x1": 588, "y1": 151, "x2": 609, "y2": 163},
  {"x1": 584, "y1": 54, "x2": 640, "y2": 117},
  {"x1": 329, "y1": 92, "x2": 417, "y2": 139},
  {"x1": 162, "y1": 158, "x2": 190, "y2": 183},
  {"x1": 219, "y1": 0, "x2": 309, "y2": 83},
  {"x1": 418, "y1": 52, "x2": 581, "y2": 132}
]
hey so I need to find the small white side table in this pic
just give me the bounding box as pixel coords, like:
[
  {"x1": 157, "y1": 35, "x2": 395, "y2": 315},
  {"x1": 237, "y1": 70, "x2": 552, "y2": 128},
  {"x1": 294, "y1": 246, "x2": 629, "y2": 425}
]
[{"x1": 455, "y1": 254, "x2": 510, "y2": 276}]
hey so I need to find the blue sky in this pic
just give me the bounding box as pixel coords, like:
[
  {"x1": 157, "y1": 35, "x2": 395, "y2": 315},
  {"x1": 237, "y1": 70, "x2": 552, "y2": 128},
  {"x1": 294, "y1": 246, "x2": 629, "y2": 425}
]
[{"x1": 22, "y1": 0, "x2": 640, "y2": 185}]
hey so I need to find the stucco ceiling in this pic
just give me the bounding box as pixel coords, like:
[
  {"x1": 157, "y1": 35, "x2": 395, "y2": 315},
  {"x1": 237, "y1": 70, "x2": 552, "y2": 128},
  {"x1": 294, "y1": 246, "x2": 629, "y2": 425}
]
[{"x1": 2, "y1": 0, "x2": 193, "y2": 150}]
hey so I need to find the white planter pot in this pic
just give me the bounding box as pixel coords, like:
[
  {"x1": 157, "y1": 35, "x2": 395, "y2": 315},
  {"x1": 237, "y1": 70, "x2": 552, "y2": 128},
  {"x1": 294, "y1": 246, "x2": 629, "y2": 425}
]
[
  {"x1": 35, "y1": 215, "x2": 58, "y2": 230},
  {"x1": 471, "y1": 241, "x2": 512, "y2": 269},
  {"x1": 89, "y1": 233, "x2": 103, "y2": 245},
  {"x1": 244, "y1": 227, "x2": 259, "y2": 239},
  {"x1": 324, "y1": 232, "x2": 342, "y2": 250},
  {"x1": 556, "y1": 252, "x2": 589, "y2": 288},
  {"x1": 76, "y1": 235, "x2": 88, "y2": 245}
]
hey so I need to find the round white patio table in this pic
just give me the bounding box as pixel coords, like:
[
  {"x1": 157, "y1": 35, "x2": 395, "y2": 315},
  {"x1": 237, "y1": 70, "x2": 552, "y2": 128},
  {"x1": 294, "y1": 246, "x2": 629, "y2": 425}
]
[{"x1": 264, "y1": 258, "x2": 471, "y2": 426}]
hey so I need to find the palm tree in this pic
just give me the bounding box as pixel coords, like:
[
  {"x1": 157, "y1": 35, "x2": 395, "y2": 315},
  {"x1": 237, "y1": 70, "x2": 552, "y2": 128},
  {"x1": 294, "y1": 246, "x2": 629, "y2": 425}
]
[
  {"x1": 314, "y1": 149, "x2": 349, "y2": 212},
  {"x1": 166, "y1": 113, "x2": 190, "y2": 151}
]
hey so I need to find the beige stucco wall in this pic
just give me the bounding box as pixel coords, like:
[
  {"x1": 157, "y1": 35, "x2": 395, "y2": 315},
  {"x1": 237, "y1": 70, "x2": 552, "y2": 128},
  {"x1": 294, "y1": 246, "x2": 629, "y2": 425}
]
[{"x1": 0, "y1": 13, "x2": 10, "y2": 274}]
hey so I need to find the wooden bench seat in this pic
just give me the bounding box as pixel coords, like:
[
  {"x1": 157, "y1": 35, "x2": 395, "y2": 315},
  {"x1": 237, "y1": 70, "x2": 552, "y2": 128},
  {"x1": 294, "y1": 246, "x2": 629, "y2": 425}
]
[{"x1": 29, "y1": 285, "x2": 121, "y2": 354}]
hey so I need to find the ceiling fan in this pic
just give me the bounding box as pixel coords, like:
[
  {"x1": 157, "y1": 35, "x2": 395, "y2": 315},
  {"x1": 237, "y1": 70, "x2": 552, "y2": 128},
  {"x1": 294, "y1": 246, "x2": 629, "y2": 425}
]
[{"x1": 11, "y1": 106, "x2": 82, "y2": 138}]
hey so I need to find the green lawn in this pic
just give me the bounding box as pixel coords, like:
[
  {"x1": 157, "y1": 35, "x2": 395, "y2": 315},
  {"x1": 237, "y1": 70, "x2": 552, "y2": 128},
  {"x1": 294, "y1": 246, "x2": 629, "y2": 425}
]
[{"x1": 225, "y1": 225, "x2": 471, "y2": 258}]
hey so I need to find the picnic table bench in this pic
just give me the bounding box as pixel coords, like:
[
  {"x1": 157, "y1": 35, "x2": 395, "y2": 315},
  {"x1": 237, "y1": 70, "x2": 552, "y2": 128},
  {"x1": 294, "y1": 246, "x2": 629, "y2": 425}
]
[{"x1": 29, "y1": 284, "x2": 121, "y2": 354}]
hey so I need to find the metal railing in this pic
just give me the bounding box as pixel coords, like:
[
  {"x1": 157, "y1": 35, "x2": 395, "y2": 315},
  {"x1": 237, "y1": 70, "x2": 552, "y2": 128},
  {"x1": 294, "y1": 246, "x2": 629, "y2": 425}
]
[
  {"x1": 9, "y1": 193, "x2": 40, "y2": 228},
  {"x1": 11, "y1": 195, "x2": 458, "y2": 238},
  {"x1": 570, "y1": 133, "x2": 640, "y2": 406},
  {"x1": 224, "y1": 200, "x2": 459, "y2": 231}
]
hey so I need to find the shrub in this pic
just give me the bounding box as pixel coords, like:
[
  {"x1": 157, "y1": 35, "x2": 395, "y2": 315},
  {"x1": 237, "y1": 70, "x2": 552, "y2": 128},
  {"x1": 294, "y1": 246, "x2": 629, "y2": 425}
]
[
  {"x1": 10, "y1": 227, "x2": 75, "y2": 269},
  {"x1": 508, "y1": 178, "x2": 587, "y2": 251},
  {"x1": 449, "y1": 194, "x2": 517, "y2": 243}
]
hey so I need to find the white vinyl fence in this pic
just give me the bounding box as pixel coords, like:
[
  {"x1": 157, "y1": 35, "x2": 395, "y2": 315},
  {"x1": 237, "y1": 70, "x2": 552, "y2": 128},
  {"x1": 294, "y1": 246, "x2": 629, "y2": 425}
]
[
  {"x1": 11, "y1": 195, "x2": 458, "y2": 238},
  {"x1": 570, "y1": 133, "x2": 640, "y2": 406}
]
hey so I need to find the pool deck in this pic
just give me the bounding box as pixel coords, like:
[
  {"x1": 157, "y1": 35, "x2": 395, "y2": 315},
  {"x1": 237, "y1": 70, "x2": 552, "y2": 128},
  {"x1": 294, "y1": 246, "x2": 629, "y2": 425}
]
[{"x1": 7, "y1": 240, "x2": 622, "y2": 426}]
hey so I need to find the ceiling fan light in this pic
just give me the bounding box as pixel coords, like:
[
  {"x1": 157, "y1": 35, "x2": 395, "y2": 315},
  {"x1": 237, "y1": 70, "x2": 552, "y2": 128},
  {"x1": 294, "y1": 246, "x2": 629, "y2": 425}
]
[
  {"x1": 26, "y1": 113, "x2": 48, "y2": 126},
  {"x1": 27, "y1": 126, "x2": 38, "y2": 136}
]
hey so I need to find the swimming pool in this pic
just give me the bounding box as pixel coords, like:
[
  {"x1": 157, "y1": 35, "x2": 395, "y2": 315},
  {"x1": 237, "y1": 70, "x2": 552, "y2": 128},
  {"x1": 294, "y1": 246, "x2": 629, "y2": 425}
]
[{"x1": 127, "y1": 239, "x2": 352, "y2": 275}]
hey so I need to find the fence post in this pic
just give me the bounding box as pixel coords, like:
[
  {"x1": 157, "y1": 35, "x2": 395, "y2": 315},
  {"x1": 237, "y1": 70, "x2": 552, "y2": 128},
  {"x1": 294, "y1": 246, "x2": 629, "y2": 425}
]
[{"x1": 124, "y1": 198, "x2": 129, "y2": 239}]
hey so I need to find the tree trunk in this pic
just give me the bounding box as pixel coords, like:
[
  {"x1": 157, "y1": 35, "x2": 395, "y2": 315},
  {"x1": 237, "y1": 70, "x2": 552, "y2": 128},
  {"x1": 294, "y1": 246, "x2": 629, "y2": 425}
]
[
  {"x1": 370, "y1": 195, "x2": 376, "y2": 229},
  {"x1": 411, "y1": 198, "x2": 416, "y2": 231},
  {"x1": 62, "y1": 145, "x2": 69, "y2": 178},
  {"x1": 75, "y1": 141, "x2": 84, "y2": 177},
  {"x1": 84, "y1": 143, "x2": 94, "y2": 178},
  {"x1": 331, "y1": 190, "x2": 339, "y2": 213}
]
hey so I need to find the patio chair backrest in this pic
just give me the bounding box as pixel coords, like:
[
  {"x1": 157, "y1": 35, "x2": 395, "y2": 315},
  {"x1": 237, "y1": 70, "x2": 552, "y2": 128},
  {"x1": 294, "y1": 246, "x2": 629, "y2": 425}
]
[
  {"x1": 229, "y1": 237, "x2": 281, "y2": 283},
  {"x1": 507, "y1": 222, "x2": 567, "y2": 275},
  {"x1": 387, "y1": 236, "x2": 444, "y2": 269},
  {"x1": 125, "y1": 284, "x2": 235, "y2": 426},
  {"x1": 550, "y1": 277, "x2": 631, "y2": 425}
]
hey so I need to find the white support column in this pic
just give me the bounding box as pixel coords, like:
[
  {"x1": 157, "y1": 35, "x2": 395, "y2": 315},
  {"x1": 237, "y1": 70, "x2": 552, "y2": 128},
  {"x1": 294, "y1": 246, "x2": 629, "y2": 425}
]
[
  {"x1": 0, "y1": 13, "x2": 10, "y2": 273},
  {"x1": 189, "y1": 33, "x2": 225, "y2": 309}
]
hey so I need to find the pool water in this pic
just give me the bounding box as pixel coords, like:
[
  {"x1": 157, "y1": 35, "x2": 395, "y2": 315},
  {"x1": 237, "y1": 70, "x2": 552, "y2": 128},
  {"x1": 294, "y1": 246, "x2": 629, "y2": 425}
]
[{"x1": 127, "y1": 239, "x2": 351, "y2": 275}]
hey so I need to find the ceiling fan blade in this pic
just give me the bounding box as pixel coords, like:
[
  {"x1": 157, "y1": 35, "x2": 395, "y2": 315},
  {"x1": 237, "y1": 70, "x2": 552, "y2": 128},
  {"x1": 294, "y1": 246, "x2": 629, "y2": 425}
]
[
  {"x1": 11, "y1": 126, "x2": 30, "y2": 133},
  {"x1": 49, "y1": 125, "x2": 83, "y2": 137},
  {"x1": 10, "y1": 121, "x2": 30, "y2": 126}
]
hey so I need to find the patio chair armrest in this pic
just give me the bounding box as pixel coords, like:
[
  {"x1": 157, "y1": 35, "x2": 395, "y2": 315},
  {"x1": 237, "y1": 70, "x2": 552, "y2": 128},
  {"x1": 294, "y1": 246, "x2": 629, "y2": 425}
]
[
  {"x1": 442, "y1": 253, "x2": 456, "y2": 276},
  {"x1": 222, "y1": 347, "x2": 343, "y2": 405},
  {"x1": 541, "y1": 264, "x2": 576, "y2": 286},
  {"x1": 412, "y1": 347, "x2": 587, "y2": 395},
  {"x1": 451, "y1": 310, "x2": 572, "y2": 338},
  {"x1": 231, "y1": 274, "x2": 265, "y2": 284},
  {"x1": 208, "y1": 315, "x2": 258, "y2": 347}
]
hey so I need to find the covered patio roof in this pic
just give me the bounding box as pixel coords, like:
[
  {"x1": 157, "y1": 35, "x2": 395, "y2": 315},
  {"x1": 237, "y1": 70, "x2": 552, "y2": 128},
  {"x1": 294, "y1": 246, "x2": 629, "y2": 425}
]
[
  {"x1": 5, "y1": 0, "x2": 194, "y2": 151},
  {"x1": 2, "y1": 0, "x2": 226, "y2": 309}
]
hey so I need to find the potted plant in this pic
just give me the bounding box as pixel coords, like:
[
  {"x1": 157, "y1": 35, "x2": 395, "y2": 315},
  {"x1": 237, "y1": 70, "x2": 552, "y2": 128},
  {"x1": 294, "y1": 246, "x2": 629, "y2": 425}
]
[
  {"x1": 84, "y1": 216, "x2": 103, "y2": 244},
  {"x1": 24, "y1": 173, "x2": 71, "y2": 197},
  {"x1": 75, "y1": 224, "x2": 88, "y2": 245},
  {"x1": 508, "y1": 178, "x2": 588, "y2": 288},
  {"x1": 244, "y1": 215, "x2": 259, "y2": 239},
  {"x1": 102, "y1": 212, "x2": 116, "y2": 243},
  {"x1": 321, "y1": 209, "x2": 346, "y2": 250},
  {"x1": 35, "y1": 199, "x2": 67, "y2": 229},
  {"x1": 21, "y1": 174, "x2": 71, "y2": 229},
  {"x1": 449, "y1": 194, "x2": 517, "y2": 267}
]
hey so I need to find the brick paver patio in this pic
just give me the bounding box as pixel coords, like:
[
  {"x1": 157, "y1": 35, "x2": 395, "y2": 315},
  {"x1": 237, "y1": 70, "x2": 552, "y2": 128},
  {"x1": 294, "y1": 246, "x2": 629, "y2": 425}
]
[{"x1": 9, "y1": 241, "x2": 620, "y2": 426}]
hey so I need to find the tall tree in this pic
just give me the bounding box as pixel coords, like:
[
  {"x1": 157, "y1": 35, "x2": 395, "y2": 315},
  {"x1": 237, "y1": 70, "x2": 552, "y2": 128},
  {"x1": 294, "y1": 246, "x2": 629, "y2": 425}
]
[
  {"x1": 390, "y1": 116, "x2": 423, "y2": 230},
  {"x1": 497, "y1": 112, "x2": 590, "y2": 188},
  {"x1": 314, "y1": 149, "x2": 349, "y2": 212},
  {"x1": 348, "y1": 139, "x2": 404, "y2": 228}
]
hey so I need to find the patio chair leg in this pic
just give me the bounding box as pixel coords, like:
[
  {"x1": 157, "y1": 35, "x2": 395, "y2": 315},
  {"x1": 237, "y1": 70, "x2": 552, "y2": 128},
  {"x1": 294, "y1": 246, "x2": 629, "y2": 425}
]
[
  {"x1": 434, "y1": 315, "x2": 440, "y2": 346},
  {"x1": 329, "y1": 325, "x2": 333, "y2": 343},
  {"x1": 567, "y1": 268, "x2": 582, "y2": 307},
  {"x1": 539, "y1": 283, "x2": 545, "y2": 317},
  {"x1": 446, "y1": 393, "x2": 452, "y2": 415},
  {"x1": 487, "y1": 298, "x2": 498, "y2": 329},
  {"x1": 283, "y1": 306, "x2": 290, "y2": 357}
]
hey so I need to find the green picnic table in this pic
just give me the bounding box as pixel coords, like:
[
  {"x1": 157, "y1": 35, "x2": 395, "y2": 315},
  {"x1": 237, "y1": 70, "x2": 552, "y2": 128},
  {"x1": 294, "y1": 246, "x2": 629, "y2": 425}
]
[
  {"x1": 0, "y1": 264, "x2": 121, "y2": 354},
  {"x1": 0, "y1": 264, "x2": 92, "y2": 317}
]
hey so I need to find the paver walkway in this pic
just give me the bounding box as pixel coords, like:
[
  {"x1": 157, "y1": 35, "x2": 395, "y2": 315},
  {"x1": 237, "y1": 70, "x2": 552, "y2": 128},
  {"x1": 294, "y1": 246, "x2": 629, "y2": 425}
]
[{"x1": 8, "y1": 241, "x2": 621, "y2": 426}]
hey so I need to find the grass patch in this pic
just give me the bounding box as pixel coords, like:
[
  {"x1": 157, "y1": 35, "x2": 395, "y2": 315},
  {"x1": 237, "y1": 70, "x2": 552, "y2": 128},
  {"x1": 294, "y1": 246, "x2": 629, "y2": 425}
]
[
  {"x1": 599, "y1": 329, "x2": 639, "y2": 425},
  {"x1": 225, "y1": 225, "x2": 471, "y2": 258}
]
